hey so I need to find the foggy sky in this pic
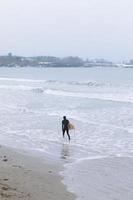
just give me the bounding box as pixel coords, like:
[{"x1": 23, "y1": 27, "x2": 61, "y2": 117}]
[{"x1": 0, "y1": 0, "x2": 133, "y2": 61}]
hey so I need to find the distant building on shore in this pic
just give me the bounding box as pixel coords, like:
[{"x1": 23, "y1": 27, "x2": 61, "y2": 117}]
[{"x1": 0, "y1": 53, "x2": 132, "y2": 68}]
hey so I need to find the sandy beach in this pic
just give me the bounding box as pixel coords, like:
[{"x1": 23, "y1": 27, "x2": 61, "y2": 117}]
[{"x1": 0, "y1": 145, "x2": 75, "y2": 200}]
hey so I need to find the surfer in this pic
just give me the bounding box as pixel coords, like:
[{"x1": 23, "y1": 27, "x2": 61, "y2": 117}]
[{"x1": 62, "y1": 116, "x2": 71, "y2": 140}]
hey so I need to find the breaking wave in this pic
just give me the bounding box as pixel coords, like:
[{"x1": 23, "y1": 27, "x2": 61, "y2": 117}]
[
  {"x1": 43, "y1": 88, "x2": 133, "y2": 103},
  {"x1": 0, "y1": 84, "x2": 133, "y2": 103},
  {"x1": 0, "y1": 77, "x2": 46, "y2": 83},
  {"x1": 0, "y1": 77, "x2": 133, "y2": 103},
  {"x1": 0, "y1": 77, "x2": 133, "y2": 88}
]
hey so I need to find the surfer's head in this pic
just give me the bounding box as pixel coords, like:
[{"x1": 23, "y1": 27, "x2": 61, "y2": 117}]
[{"x1": 63, "y1": 116, "x2": 66, "y2": 120}]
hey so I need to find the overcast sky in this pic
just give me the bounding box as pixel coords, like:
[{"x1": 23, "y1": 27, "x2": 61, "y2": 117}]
[{"x1": 0, "y1": 0, "x2": 133, "y2": 61}]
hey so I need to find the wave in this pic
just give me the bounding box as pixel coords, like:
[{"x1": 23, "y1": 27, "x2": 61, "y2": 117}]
[
  {"x1": 44, "y1": 88, "x2": 133, "y2": 103},
  {"x1": 43, "y1": 80, "x2": 117, "y2": 87},
  {"x1": 36, "y1": 80, "x2": 133, "y2": 88},
  {"x1": 0, "y1": 77, "x2": 46, "y2": 83},
  {"x1": 0, "y1": 84, "x2": 43, "y2": 91},
  {"x1": 0, "y1": 77, "x2": 105, "y2": 87},
  {"x1": 0, "y1": 77, "x2": 125, "y2": 88},
  {"x1": 0, "y1": 77, "x2": 133, "y2": 89},
  {"x1": 44, "y1": 80, "x2": 107, "y2": 87},
  {"x1": 0, "y1": 78, "x2": 133, "y2": 103},
  {"x1": 0, "y1": 84, "x2": 133, "y2": 103}
]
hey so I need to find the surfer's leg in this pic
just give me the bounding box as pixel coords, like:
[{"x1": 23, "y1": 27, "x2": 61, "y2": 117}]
[
  {"x1": 66, "y1": 129, "x2": 70, "y2": 140},
  {"x1": 63, "y1": 129, "x2": 65, "y2": 138}
]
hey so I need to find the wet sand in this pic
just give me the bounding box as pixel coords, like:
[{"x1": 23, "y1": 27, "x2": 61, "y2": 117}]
[{"x1": 0, "y1": 145, "x2": 75, "y2": 200}]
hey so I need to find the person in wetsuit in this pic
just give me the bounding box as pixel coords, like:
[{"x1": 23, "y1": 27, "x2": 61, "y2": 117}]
[{"x1": 62, "y1": 116, "x2": 70, "y2": 140}]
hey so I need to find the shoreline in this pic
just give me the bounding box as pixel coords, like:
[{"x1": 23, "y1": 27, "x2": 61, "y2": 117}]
[{"x1": 0, "y1": 145, "x2": 76, "y2": 200}]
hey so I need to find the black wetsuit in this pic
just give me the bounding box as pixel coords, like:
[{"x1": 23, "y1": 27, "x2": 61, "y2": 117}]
[{"x1": 62, "y1": 119, "x2": 70, "y2": 140}]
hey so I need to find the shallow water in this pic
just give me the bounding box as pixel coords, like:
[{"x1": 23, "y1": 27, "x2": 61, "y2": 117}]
[{"x1": 0, "y1": 67, "x2": 133, "y2": 199}]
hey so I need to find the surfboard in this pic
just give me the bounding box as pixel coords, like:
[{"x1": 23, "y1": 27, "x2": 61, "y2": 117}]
[{"x1": 68, "y1": 123, "x2": 75, "y2": 130}]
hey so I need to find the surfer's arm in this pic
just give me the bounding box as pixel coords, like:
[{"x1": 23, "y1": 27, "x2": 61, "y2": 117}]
[{"x1": 62, "y1": 122, "x2": 64, "y2": 131}]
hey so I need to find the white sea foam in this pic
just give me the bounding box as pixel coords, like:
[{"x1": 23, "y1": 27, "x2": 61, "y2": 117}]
[
  {"x1": 0, "y1": 82, "x2": 133, "y2": 104},
  {"x1": 0, "y1": 77, "x2": 46, "y2": 83},
  {"x1": 44, "y1": 88, "x2": 133, "y2": 103}
]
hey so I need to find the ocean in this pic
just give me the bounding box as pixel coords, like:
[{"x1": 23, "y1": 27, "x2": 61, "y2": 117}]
[{"x1": 0, "y1": 67, "x2": 133, "y2": 199}]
